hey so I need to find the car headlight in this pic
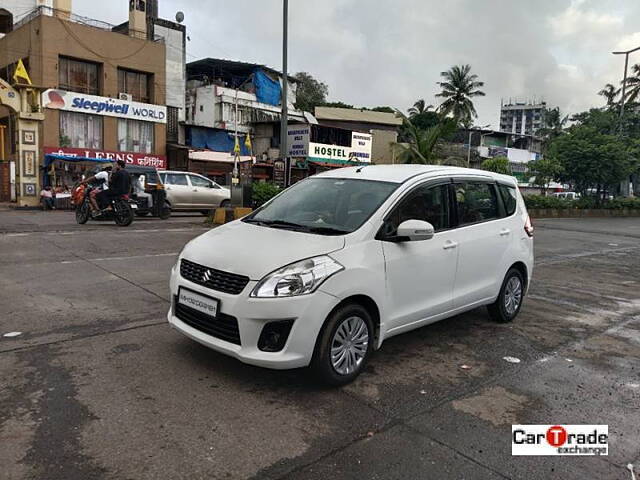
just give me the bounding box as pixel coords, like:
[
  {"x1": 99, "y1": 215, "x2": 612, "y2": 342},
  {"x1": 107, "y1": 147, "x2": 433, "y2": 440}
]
[{"x1": 251, "y1": 255, "x2": 344, "y2": 298}]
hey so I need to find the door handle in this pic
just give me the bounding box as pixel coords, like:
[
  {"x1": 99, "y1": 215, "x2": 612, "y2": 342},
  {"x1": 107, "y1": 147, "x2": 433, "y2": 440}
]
[
  {"x1": 500, "y1": 229, "x2": 511, "y2": 236},
  {"x1": 443, "y1": 241, "x2": 458, "y2": 250},
  {"x1": 192, "y1": 189, "x2": 198, "y2": 192}
]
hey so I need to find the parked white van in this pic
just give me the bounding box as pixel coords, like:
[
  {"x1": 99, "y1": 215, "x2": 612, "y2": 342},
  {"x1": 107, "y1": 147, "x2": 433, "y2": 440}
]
[{"x1": 168, "y1": 165, "x2": 534, "y2": 385}]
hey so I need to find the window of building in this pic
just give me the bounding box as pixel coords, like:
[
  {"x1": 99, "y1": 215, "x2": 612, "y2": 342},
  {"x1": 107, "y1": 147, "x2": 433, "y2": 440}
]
[
  {"x1": 118, "y1": 119, "x2": 154, "y2": 153},
  {"x1": 59, "y1": 111, "x2": 103, "y2": 149},
  {"x1": 59, "y1": 57, "x2": 100, "y2": 95},
  {"x1": 454, "y1": 182, "x2": 499, "y2": 225},
  {"x1": 118, "y1": 68, "x2": 151, "y2": 103},
  {"x1": 167, "y1": 106, "x2": 179, "y2": 143}
]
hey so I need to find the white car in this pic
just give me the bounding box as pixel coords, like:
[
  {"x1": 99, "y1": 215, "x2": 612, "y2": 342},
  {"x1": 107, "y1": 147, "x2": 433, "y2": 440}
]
[
  {"x1": 168, "y1": 165, "x2": 534, "y2": 385},
  {"x1": 159, "y1": 171, "x2": 230, "y2": 213}
]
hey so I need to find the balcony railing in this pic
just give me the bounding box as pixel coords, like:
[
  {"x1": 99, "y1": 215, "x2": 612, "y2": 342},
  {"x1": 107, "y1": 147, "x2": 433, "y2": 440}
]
[{"x1": 14, "y1": 6, "x2": 164, "y2": 42}]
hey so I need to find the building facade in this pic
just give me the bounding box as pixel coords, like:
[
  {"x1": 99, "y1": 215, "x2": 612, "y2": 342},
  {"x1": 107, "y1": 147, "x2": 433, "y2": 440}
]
[
  {"x1": 313, "y1": 106, "x2": 402, "y2": 164},
  {"x1": 0, "y1": 1, "x2": 168, "y2": 204},
  {"x1": 499, "y1": 100, "x2": 547, "y2": 136},
  {"x1": 182, "y1": 58, "x2": 304, "y2": 184}
]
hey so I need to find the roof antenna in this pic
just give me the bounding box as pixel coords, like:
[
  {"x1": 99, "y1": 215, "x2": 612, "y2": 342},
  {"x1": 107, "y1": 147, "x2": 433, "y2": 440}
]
[{"x1": 356, "y1": 164, "x2": 368, "y2": 173}]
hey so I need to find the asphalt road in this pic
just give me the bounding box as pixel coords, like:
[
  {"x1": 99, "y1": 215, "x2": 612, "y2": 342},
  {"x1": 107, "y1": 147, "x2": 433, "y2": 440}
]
[{"x1": 1, "y1": 211, "x2": 639, "y2": 480}]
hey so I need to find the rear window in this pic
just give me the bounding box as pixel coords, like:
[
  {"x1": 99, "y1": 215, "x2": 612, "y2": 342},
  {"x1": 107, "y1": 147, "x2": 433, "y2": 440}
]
[
  {"x1": 498, "y1": 184, "x2": 517, "y2": 216},
  {"x1": 455, "y1": 182, "x2": 499, "y2": 225}
]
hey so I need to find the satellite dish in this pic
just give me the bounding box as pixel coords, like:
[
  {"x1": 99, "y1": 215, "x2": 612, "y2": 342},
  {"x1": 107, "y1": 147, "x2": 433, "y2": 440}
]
[{"x1": 175, "y1": 11, "x2": 185, "y2": 23}]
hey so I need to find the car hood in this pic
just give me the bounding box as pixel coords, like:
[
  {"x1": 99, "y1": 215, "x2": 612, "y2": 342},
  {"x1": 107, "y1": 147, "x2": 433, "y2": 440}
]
[{"x1": 181, "y1": 220, "x2": 346, "y2": 280}]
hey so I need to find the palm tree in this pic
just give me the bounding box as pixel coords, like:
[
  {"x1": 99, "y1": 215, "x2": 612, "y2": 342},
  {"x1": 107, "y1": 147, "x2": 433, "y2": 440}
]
[
  {"x1": 436, "y1": 64, "x2": 485, "y2": 127},
  {"x1": 408, "y1": 99, "x2": 433, "y2": 118},
  {"x1": 597, "y1": 83, "x2": 620, "y2": 107},
  {"x1": 622, "y1": 63, "x2": 640, "y2": 104},
  {"x1": 536, "y1": 107, "x2": 569, "y2": 152},
  {"x1": 393, "y1": 113, "x2": 456, "y2": 165}
]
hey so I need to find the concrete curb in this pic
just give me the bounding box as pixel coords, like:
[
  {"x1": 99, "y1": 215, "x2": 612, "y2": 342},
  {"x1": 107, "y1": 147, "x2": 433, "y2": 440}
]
[
  {"x1": 529, "y1": 208, "x2": 640, "y2": 218},
  {"x1": 208, "y1": 207, "x2": 253, "y2": 225}
]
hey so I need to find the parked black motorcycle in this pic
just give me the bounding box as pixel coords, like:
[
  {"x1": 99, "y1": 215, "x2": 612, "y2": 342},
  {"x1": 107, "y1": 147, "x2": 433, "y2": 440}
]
[{"x1": 74, "y1": 184, "x2": 135, "y2": 227}]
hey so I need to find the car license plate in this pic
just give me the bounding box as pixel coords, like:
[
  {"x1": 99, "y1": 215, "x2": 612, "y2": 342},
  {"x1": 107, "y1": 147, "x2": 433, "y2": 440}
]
[
  {"x1": 178, "y1": 288, "x2": 219, "y2": 318},
  {"x1": 131, "y1": 204, "x2": 138, "y2": 209}
]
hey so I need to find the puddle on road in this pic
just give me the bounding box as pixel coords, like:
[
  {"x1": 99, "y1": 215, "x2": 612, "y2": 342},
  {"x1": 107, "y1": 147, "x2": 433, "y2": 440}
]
[{"x1": 451, "y1": 386, "x2": 530, "y2": 427}]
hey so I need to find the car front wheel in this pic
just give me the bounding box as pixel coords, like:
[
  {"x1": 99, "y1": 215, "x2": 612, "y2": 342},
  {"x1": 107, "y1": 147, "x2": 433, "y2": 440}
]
[
  {"x1": 488, "y1": 268, "x2": 525, "y2": 323},
  {"x1": 311, "y1": 303, "x2": 373, "y2": 386}
]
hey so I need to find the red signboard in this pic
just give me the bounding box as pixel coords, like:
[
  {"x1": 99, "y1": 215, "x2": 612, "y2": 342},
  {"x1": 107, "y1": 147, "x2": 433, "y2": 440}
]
[{"x1": 44, "y1": 147, "x2": 167, "y2": 169}]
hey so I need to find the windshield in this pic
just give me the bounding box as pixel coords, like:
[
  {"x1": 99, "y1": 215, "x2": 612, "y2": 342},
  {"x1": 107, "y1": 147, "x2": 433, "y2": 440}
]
[{"x1": 245, "y1": 178, "x2": 398, "y2": 234}]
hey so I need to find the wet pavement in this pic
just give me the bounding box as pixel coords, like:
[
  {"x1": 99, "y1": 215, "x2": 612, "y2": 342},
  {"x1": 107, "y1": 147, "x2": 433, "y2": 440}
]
[{"x1": 0, "y1": 211, "x2": 639, "y2": 479}]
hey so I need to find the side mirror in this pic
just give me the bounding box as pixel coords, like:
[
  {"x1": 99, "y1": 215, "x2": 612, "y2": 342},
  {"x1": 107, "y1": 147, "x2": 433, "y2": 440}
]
[{"x1": 396, "y1": 220, "x2": 435, "y2": 241}]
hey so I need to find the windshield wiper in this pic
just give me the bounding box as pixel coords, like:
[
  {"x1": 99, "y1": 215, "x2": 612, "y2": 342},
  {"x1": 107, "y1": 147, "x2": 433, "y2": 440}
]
[
  {"x1": 307, "y1": 226, "x2": 350, "y2": 235},
  {"x1": 245, "y1": 218, "x2": 307, "y2": 231}
]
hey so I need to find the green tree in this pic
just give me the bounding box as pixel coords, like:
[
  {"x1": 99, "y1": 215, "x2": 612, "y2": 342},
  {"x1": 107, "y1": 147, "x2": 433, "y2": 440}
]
[
  {"x1": 393, "y1": 113, "x2": 457, "y2": 165},
  {"x1": 371, "y1": 106, "x2": 395, "y2": 113},
  {"x1": 537, "y1": 107, "x2": 569, "y2": 150},
  {"x1": 408, "y1": 99, "x2": 433, "y2": 118},
  {"x1": 435, "y1": 64, "x2": 485, "y2": 127},
  {"x1": 293, "y1": 72, "x2": 328, "y2": 113},
  {"x1": 481, "y1": 156, "x2": 511, "y2": 175},
  {"x1": 597, "y1": 83, "x2": 620, "y2": 108},
  {"x1": 320, "y1": 101, "x2": 354, "y2": 109},
  {"x1": 528, "y1": 156, "x2": 562, "y2": 195},
  {"x1": 548, "y1": 125, "x2": 634, "y2": 204}
]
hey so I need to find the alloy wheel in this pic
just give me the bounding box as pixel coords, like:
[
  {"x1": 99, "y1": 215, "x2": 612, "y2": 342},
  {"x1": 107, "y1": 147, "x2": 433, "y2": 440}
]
[
  {"x1": 504, "y1": 276, "x2": 522, "y2": 315},
  {"x1": 330, "y1": 316, "x2": 369, "y2": 375}
]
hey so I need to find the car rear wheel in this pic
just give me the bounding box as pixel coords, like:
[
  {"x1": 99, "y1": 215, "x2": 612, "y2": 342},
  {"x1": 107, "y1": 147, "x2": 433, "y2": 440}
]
[
  {"x1": 488, "y1": 268, "x2": 525, "y2": 323},
  {"x1": 221, "y1": 200, "x2": 230, "y2": 208},
  {"x1": 311, "y1": 303, "x2": 373, "y2": 386}
]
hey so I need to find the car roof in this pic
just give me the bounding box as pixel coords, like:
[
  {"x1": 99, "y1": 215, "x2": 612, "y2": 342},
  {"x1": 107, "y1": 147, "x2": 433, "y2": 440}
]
[{"x1": 313, "y1": 164, "x2": 517, "y2": 185}]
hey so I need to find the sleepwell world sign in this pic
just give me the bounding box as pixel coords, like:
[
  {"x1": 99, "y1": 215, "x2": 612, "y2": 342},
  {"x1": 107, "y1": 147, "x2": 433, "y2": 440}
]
[
  {"x1": 287, "y1": 125, "x2": 372, "y2": 165},
  {"x1": 42, "y1": 90, "x2": 166, "y2": 124}
]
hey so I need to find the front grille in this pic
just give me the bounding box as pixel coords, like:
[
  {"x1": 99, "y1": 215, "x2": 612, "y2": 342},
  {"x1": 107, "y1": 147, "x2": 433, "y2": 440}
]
[
  {"x1": 180, "y1": 259, "x2": 250, "y2": 295},
  {"x1": 174, "y1": 296, "x2": 241, "y2": 345}
]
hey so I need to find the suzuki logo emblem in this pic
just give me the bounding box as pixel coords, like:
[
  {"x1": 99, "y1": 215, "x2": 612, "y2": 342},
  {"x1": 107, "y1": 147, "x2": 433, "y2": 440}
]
[{"x1": 202, "y1": 269, "x2": 212, "y2": 283}]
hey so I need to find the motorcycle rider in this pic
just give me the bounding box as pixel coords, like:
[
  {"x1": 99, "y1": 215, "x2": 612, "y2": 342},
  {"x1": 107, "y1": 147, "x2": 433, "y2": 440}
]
[
  {"x1": 96, "y1": 159, "x2": 131, "y2": 210},
  {"x1": 81, "y1": 166, "x2": 112, "y2": 214}
]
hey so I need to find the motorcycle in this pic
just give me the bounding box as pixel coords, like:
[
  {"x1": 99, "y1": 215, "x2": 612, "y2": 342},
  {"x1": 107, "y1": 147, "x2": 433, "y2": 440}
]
[{"x1": 73, "y1": 184, "x2": 135, "y2": 227}]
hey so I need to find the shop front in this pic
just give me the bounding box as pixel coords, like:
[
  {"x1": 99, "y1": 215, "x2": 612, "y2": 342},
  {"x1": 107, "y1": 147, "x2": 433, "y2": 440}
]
[
  {"x1": 41, "y1": 89, "x2": 167, "y2": 191},
  {"x1": 287, "y1": 124, "x2": 372, "y2": 174}
]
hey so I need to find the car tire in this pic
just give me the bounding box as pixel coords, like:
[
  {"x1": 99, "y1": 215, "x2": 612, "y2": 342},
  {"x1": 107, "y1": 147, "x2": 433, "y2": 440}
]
[
  {"x1": 311, "y1": 303, "x2": 374, "y2": 386},
  {"x1": 488, "y1": 268, "x2": 525, "y2": 323},
  {"x1": 221, "y1": 200, "x2": 230, "y2": 208}
]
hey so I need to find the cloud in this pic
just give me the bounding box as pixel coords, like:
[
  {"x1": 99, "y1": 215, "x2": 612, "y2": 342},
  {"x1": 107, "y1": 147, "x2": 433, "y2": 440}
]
[{"x1": 71, "y1": 0, "x2": 640, "y2": 125}]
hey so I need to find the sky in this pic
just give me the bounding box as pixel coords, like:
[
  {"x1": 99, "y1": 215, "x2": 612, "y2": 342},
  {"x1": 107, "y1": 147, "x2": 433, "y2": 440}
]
[{"x1": 71, "y1": 0, "x2": 640, "y2": 127}]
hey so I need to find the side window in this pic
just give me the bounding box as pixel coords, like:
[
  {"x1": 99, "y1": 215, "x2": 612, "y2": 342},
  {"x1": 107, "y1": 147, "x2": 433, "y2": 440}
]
[
  {"x1": 189, "y1": 175, "x2": 211, "y2": 188},
  {"x1": 166, "y1": 174, "x2": 188, "y2": 186},
  {"x1": 498, "y1": 184, "x2": 517, "y2": 216},
  {"x1": 455, "y1": 182, "x2": 499, "y2": 225},
  {"x1": 381, "y1": 184, "x2": 450, "y2": 237}
]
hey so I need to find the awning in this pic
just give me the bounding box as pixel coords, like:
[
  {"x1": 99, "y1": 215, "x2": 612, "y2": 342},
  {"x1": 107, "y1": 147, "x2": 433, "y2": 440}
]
[
  {"x1": 189, "y1": 150, "x2": 252, "y2": 164},
  {"x1": 44, "y1": 154, "x2": 113, "y2": 167}
]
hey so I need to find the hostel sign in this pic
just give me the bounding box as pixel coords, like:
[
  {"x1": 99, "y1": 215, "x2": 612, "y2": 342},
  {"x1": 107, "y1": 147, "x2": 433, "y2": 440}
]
[
  {"x1": 287, "y1": 125, "x2": 372, "y2": 165},
  {"x1": 42, "y1": 89, "x2": 167, "y2": 124}
]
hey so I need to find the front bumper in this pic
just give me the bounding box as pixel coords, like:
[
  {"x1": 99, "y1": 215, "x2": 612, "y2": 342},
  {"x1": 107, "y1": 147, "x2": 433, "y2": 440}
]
[{"x1": 167, "y1": 266, "x2": 339, "y2": 370}]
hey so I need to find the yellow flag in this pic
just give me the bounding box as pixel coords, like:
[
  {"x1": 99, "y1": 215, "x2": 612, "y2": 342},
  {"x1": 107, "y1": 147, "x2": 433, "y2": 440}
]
[
  {"x1": 244, "y1": 134, "x2": 252, "y2": 152},
  {"x1": 13, "y1": 59, "x2": 32, "y2": 85},
  {"x1": 233, "y1": 135, "x2": 240, "y2": 154}
]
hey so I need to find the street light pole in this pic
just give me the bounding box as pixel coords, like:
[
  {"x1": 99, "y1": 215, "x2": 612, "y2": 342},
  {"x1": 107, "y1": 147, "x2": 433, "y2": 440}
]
[
  {"x1": 280, "y1": 0, "x2": 289, "y2": 185},
  {"x1": 612, "y1": 46, "x2": 640, "y2": 124}
]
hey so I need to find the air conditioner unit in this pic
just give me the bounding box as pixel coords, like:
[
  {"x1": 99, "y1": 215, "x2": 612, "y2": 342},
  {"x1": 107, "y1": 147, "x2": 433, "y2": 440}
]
[{"x1": 118, "y1": 93, "x2": 133, "y2": 102}]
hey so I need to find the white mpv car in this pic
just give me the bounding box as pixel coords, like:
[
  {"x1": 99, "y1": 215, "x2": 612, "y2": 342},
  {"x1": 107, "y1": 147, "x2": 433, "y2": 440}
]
[{"x1": 168, "y1": 165, "x2": 534, "y2": 385}]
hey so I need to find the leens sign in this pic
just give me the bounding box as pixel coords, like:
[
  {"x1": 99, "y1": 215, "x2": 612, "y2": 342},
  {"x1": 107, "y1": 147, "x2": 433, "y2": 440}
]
[
  {"x1": 42, "y1": 89, "x2": 167, "y2": 124},
  {"x1": 44, "y1": 147, "x2": 167, "y2": 169}
]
